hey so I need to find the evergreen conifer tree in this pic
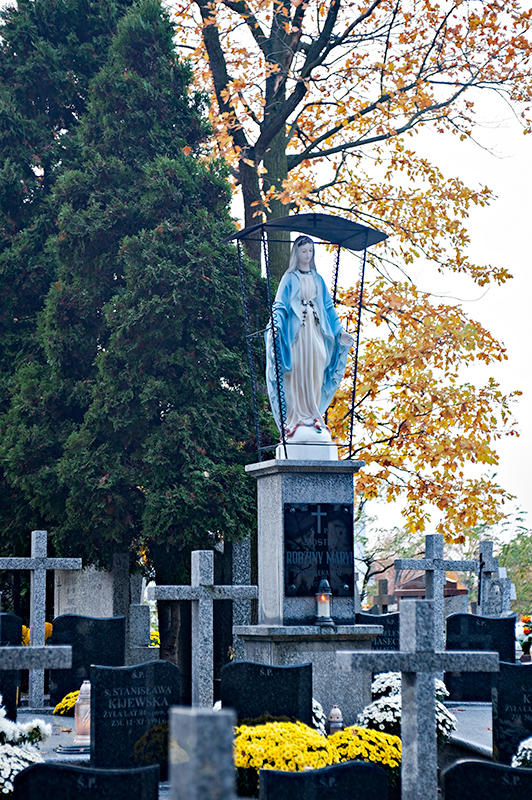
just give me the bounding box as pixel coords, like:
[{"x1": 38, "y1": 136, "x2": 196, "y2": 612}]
[
  {"x1": 1, "y1": 0, "x2": 260, "y2": 588},
  {"x1": 0, "y1": 0, "x2": 134, "y2": 547}
]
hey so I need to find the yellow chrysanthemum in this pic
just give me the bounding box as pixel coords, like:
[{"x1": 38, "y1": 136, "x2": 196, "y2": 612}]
[
  {"x1": 234, "y1": 721, "x2": 336, "y2": 774},
  {"x1": 329, "y1": 725, "x2": 401, "y2": 777},
  {"x1": 53, "y1": 690, "x2": 79, "y2": 715}
]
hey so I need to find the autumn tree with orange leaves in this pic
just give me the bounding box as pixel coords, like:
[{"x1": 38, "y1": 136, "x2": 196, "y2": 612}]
[{"x1": 169, "y1": 0, "x2": 530, "y2": 540}]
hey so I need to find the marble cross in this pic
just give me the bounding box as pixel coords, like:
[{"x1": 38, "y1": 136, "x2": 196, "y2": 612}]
[
  {"x1": 337, "y1": 599, "x2": 499, "y2": 800},
  {"x1": 394, "y1": 533, "x2": 477, "y2": 649},
  {"x1": 0, "y1": 530, "x2": 82, "y2": 707},
  {"x1": 147, "y1": 550, "x2": 258, "y2": 707}
]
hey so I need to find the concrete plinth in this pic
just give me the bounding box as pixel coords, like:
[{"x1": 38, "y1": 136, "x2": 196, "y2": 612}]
[
  {"x1": 245, "y1": 460, "x2": 364, "y2": 626},
  {"x1": 234, "y1": 624, "x2": 382, "y2": 725}
]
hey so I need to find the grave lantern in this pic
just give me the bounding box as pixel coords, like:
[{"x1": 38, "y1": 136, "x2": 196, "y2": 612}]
[
  {"x1": 315, "y1": 579, "x2": 334, "y2": 627},
  {"x1": 328, "y1": 704, "x2": 344, "y2": 734},
  {"x1": 74, "y1": 679, "x2": 91, "y2": 745}
]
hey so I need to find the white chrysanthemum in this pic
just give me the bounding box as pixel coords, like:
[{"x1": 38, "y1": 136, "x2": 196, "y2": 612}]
[
  {"x1": 359, "y1": 693, "x2": 456, "y2": 741},
  {"x1": 512, "y1": 735, "x2": 532, "y2": 768},
  {"x1": 312, "y1": 698, "x2": 327, "y2": 736},
  {"x1": 0, "y1": 743, "x2": 44, "y2": 796},
  {"x1": 371, "y1": 671, "x2": 449, "y2": 701}
]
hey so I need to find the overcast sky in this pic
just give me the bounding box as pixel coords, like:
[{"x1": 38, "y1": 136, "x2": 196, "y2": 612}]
[{"x1": 414, "y1": 105, "x2": 532, "y2": 526}]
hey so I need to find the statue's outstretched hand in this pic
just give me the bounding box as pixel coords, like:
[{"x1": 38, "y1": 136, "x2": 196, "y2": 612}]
[{"x1": 340, "y1": 330, "x2": 355, "y2": 348}]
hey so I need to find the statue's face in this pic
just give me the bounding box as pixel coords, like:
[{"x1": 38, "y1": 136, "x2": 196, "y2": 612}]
[{"x1": 296, "y1": 241, "x2": 313, "y2": 269}]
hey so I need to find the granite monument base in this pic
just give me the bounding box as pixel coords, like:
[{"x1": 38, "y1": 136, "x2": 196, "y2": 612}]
[
  {"x1": 245, "y1": 460, "x2": 364, "y2": 626},
  {"x1": 233, "y1": 624, "x2": 382, "y2": 725}
]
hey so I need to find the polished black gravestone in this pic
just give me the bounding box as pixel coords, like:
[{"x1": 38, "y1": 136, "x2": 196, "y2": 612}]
[
  {"x1": 444, "y1": 613, "x2": 515, "y2": 701},
  {"x1": 259, "y1": 761, "x2": 389, "y2": 800},
  {"x1": 356, "y1": 612, "x2": 400, "y2": 651},
  {"x1": 13, "y1": 762, "x2": 159, "y2": 800},
  {"x1": 220, "y1": 661, "x2": 312, "y2": 725},
  {"x1": 284, "y1": 503, "x2": 354, "y2": 597},
  {"x1": 492, "y1": 661, "x2": 532, "y2": 765},
  {"x1": 0, "y1": 612, "x2": 22, "y2": 720},
  {"x1": 90, "y1": 660, "x2": 181, "y2": 779},
  {"x1": 441, "y1": 759, "x2": 532, "y2": 800},
  {"x1": 48, "y1": 615, "x2": 126, "y2": 706}
]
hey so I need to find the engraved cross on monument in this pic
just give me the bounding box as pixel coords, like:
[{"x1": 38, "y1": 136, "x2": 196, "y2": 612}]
[
  {"x1": 0, "y1": 530, "x2": 82, "y2": 707},
  {"x1": 147, "y1": 550, "x2": 257, "y2": 707},
  {"x1": 394, "y1": 533, "x2": 477, "y2": 649},
  {"x1": 337, "y1": 600, "x2": 499, "y2": 800}
]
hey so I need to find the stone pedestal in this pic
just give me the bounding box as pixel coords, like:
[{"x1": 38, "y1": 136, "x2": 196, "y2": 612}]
[
  {"x1": 234, "y1": 624, "x2": 382, "y2": 725},
  {"x1": 245, "y1": 459, "x2": 364, "y2": 626}
]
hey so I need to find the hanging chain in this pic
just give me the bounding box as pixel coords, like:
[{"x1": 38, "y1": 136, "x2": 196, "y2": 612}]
[
  {"x1": 348, "y1": 232, "x2": 369, "y2": 458},
  {"x1": 237, "y1": 240, "x2": 262, "y2": 460},
  {"x1": 262, "y1": 229, "x2": 287, "y2": 459}
]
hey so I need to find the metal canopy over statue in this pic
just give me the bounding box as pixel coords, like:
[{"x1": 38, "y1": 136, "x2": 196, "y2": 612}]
[{"x1": 227, "y1": 213, "x2": 387, "y2": 460}]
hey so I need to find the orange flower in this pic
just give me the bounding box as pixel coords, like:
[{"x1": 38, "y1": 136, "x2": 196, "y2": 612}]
[
  {"x1": 524, "y1": 627, "x2": 531, "y2": 635},
  {"x1": 522, "y1": 615, "x2": 531, "y2": 623}
]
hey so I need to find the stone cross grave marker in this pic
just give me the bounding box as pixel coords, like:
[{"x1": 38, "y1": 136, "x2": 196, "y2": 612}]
[
  {"x1": 0, "y1": 530, "x2": 81, "y2": 707},
  {"x1": 169, "y1": 707, "x2": 236, "y2": 800},
  {"x1": 337, "y1": 599, "x2": 499, "y2": 800},
  {"x1": 372, "y1": 579, "x2": 394, "y2": 613},
  {"x1": 147, "y1": 550, "x2": 258, "y2": 706},
  {"x1": 0, "y1": 643, "x2": 72, "y2": 711},
  {"x1": 394, "y1": 533, "x2": 477, "y2": 649},
  {"x1": 478, "y1": 542, "x2": 515, "y2": 616}
]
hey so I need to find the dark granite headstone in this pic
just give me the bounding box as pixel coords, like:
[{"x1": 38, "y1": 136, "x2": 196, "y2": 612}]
[
  {"x1": 356, "y1": 612, "x2": 400, "y2": 650},
  {"x1": 90, "y1": 660, "x2": 181, "y2": 779},
  {"x1": 48, "y1": 614, "x2": 126, "y2": 706},
  {"x1": 442, "y1": 759, "x2": 532, "y2": 800},
  {"x1": 221, "y1": 661, "x2": 312, "y2": 725},
  {"x1": 259, "y1": 760, "x2": 389, "y2": 800},
  {"x1": 284, "y1": 503, "x2": 354, "y2": 597},
  {"x1": 492, "y1": 661, "x2": 532, "y2": 765},
  {"x1": 13, "y1": 762, "x2": 159, "y2": 800},
  {"x1": 444, "y1": 613, "x2": 515, "y2": 701},
  {"x1": 0, "y1": 612, "x2": 22, "y2": 720}
]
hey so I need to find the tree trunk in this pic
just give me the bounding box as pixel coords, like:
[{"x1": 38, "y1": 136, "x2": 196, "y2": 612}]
[
  {"x1": 263, "y1": 128, "x2": 290, "y2": 283},
  {"x1": 157, "y1": 599, "x2": 191, "y2": 704},
  {"x1": 240, "y1": 159, "x2": 262, "y2": 265}
]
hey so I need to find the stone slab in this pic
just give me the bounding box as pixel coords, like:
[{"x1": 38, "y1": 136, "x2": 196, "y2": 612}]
[
  {"x1": 234, "y1": 624, "x2": 382, "y2": 725},
  {"x1": 13, "y1": 762, "x2": 159, "y2": 800},
  {"x1": 445, "y1": 613, "x2": 515, "y2": 701},
  {"x1": 441, "y1": 759, "x2": 532, "y2": 799},
  {"x1": 55, "y1": 566, "x2": 115, "y2": 618},
  {"x1": 356, "y1": 612, "x2": 400, "y2": 650},
  {"x1": 337, "y1": 650, "x2": 500, "y2": 672},
  {"x1": 492, "y1": 661, "x2": 532, "y2": 765},
  {"x1": 48, "y1": 615, "x2": 126, "y2": 706},
  {"x1": 259, "y1": 760, "x2": 389, "y2": 800},
  {"x1": 220, "y1": 661, "x2": 312, "y2": 725},
  {"x1": 91, "y1": 660, "x2": 182, "y2": 779}
]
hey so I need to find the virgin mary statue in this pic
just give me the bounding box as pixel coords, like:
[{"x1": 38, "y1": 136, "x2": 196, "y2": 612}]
[{"x1": 266, "y1": 235, "x2": 353, "y2": 452}]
